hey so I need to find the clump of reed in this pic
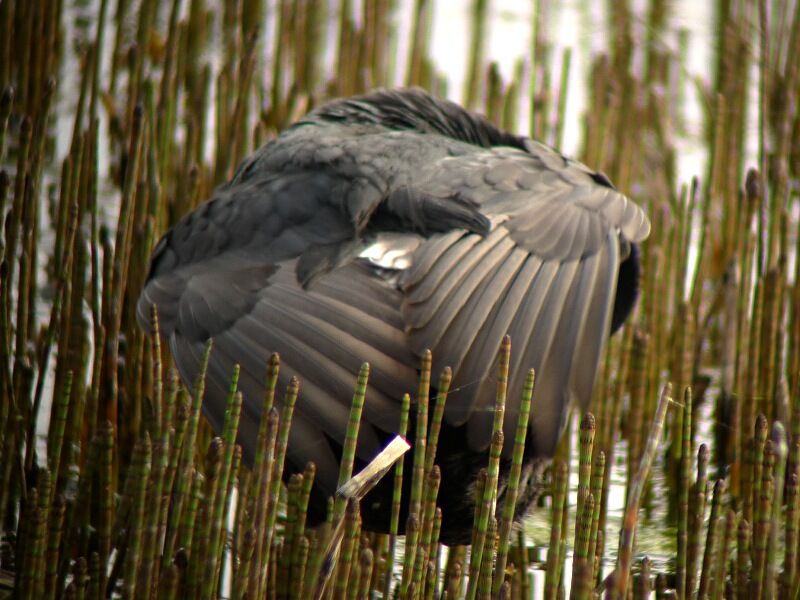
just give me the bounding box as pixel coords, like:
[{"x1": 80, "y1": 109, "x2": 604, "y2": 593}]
[{"x1": 1, "y1": 0, "x2": 799, "y2": 597}]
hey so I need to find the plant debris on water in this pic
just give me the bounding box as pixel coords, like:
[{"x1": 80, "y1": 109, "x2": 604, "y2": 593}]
[{"x1": 1, "y1": 0, "x2": 799, "y2": 598}]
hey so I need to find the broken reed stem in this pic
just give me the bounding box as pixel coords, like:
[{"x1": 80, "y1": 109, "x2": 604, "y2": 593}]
[
  {"x1": 676, "y1": 386, "x2": 693, "y2": 597},
  {"x1": 610, "y1": 383, "x2": 672, "y2": 598}
]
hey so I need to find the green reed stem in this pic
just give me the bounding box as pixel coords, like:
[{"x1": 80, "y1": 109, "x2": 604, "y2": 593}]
[
  {"x1": 121, "y1": 434, "x2": 151, "y2": 599},
  {"x1": 494, "y1": 368, "x2": 534, "y2": 594},
  {"x1": 336, "y1": 364, "x2": 369, "y2": 521},
  {"x1": 545, "y1": 461, "x2": 568, "y2": 600}
]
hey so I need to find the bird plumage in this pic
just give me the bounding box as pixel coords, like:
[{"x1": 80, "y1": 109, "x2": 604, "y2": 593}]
[{"x1": 137, "y1": 88, "x2": 649, "y2": 544}]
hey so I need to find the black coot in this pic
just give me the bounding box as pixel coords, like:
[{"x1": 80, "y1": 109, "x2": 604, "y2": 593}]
[{"x1": 137, "y1": 88, "x2": 650, "y2": 545}]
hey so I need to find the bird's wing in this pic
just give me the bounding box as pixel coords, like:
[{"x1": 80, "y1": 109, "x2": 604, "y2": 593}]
[
  {"x1": 164, "y1": 259, "x2": 419, "y2": 500},
  {"x1": 137, "y1": 125, "x2": 490, "y2": 337},
  {"x1": 401, "y1": 142, "x2": 649, "y2": 456},
  {"x1": 137, "y1": 127, "x2": 649, "y2": 498},
  {"x1": 136, "y1": 127, "x2": 489, "y2": 499},
  {"x1": 136, "y1": 158, "x2": 392, "y2": 340}
]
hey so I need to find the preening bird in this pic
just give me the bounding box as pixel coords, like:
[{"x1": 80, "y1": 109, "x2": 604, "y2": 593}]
[{"x1": 137, "y1": 88, "x2": 650, "y2": 544}]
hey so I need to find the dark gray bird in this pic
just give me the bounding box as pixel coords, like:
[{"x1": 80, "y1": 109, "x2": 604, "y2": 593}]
[{"x1": 137, "y1": 88, "x2": 650, "y2": 545}]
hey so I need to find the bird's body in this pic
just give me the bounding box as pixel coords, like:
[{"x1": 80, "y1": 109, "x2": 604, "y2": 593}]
[{"x1": 137, "y1": 88, "x2": 649, "y2": 544}]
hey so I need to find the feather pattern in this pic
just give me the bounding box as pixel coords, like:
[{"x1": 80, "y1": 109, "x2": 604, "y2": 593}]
[{"x1": 137, "y1": 88, "x2": 650, "y2": 540}]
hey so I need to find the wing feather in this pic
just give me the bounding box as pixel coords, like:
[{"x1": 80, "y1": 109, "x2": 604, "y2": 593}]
[
  {"x1": 513, "y1": 244, "x2": 606, "y2": 454},
  {"x1": 405, "y1": 228, "x2": 513, "y2": 336},
  {"x1": 405, "y1": 233, "x2": 483, "y2": 305},
  {"x1": 432, "y1": 242, "x2": 522, "y2": 370},
  {"x1": 570, "y1": 234, "x2": 618, "y2": 404},
  {"x1": 455, "y1": 250, "x2": 539, "y2": 388},
  {"x1": 401, "y1": 230, "x2": 464, "y2": 286}
]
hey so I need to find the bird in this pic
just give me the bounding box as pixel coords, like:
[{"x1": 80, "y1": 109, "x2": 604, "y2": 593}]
[{"x1": 137, "y1": 88, "x2": 650, "y2": 545}]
